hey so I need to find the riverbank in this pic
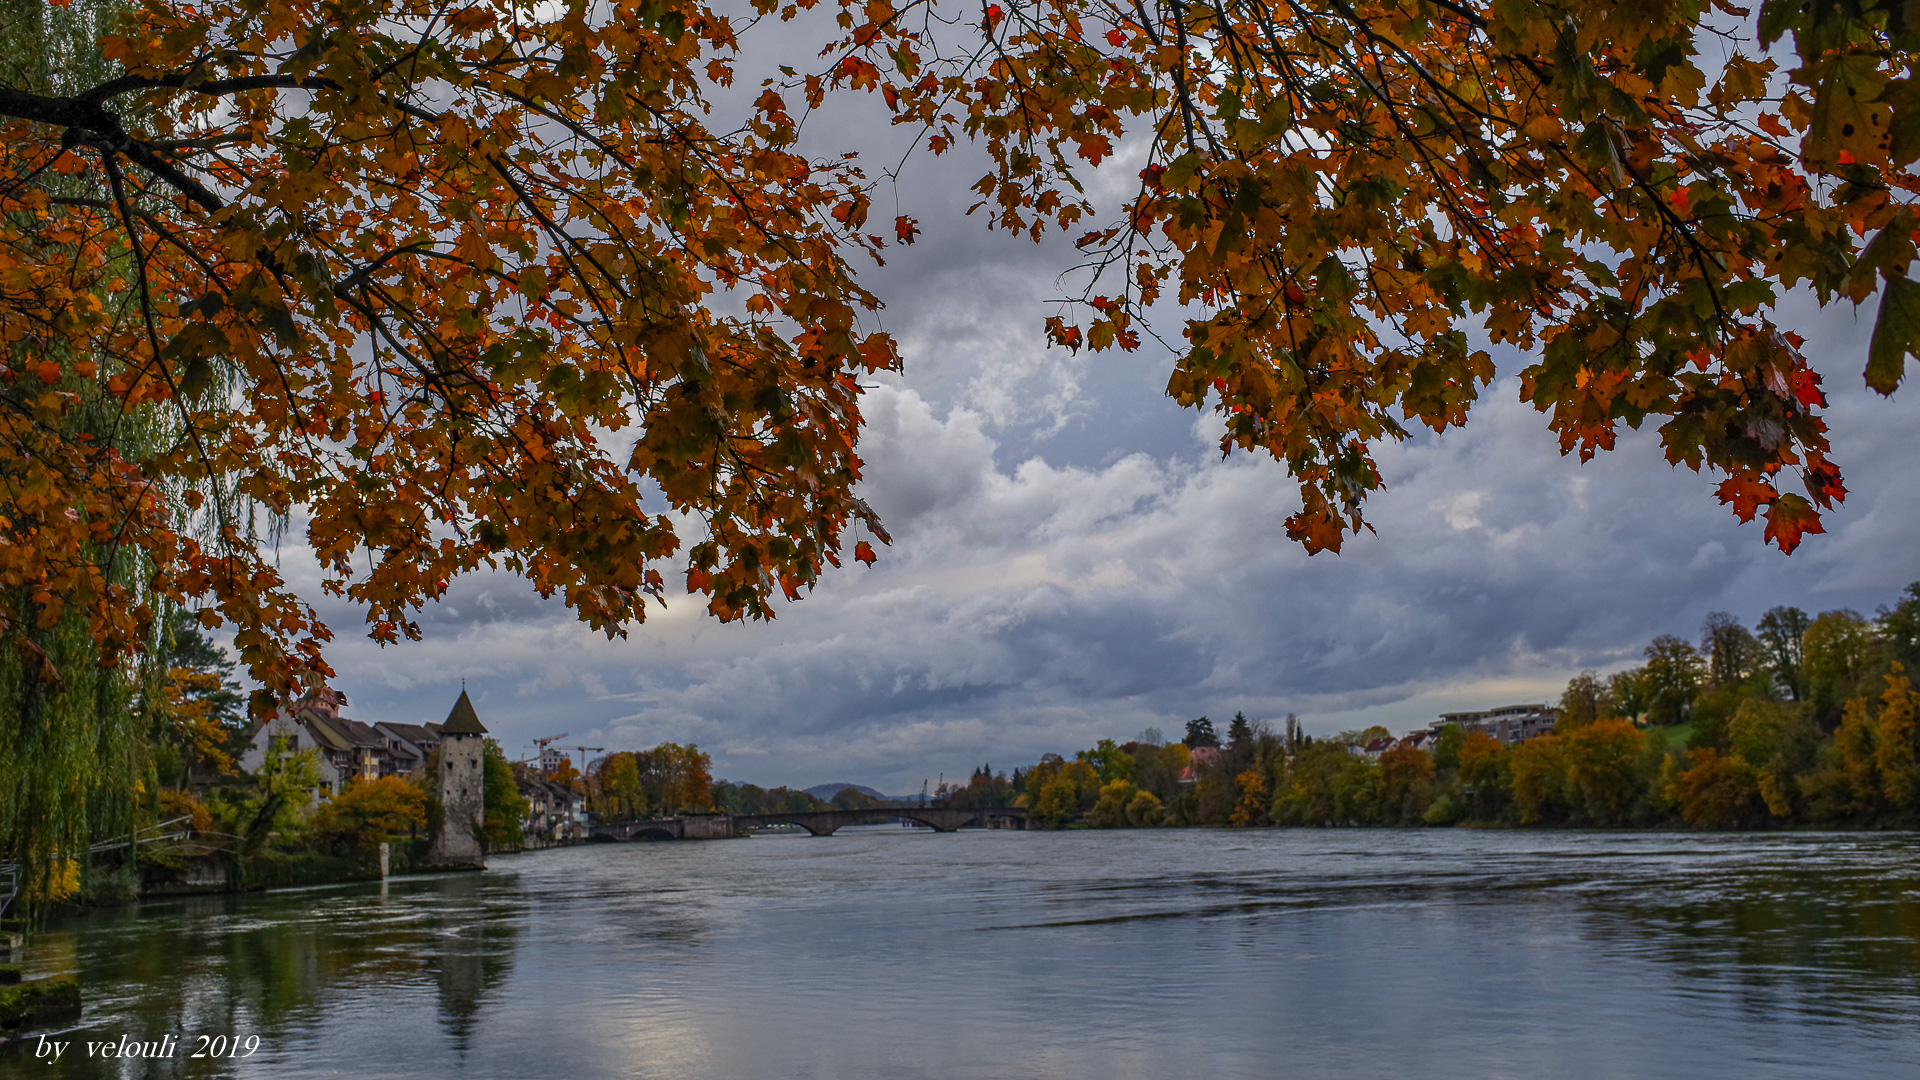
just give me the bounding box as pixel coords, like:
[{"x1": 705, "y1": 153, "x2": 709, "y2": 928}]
[{"x1": 57, "y1": 841, "x2": 446, "y2": 914}]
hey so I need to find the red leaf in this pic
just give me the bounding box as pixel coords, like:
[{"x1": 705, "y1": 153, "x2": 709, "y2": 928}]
[
  {"x1": 985, "y1": 4, "x2": 1004, "y2": 26},
  {"x1": 894, "y1": 215, "x2": 919, "y2": 244},
  {"x1": 1763, "y1": 494, "x2": 1824, "y2": 553},
  {"x1": 1715, "y1": 475, "x2": 1774, "y2": 523},
  {"x1": 1792, "y1": 368, "x2": 1825, "y2": 407},
  {"x1": 854, "y1": 541, "x2": 877, "y2": 565},
  {"x1": 1803, "y1": 457, "x2": 1847, "y2": 508},
  {"x1": 1105, "y1": 28, "x2": 1127, "y2": 45}
]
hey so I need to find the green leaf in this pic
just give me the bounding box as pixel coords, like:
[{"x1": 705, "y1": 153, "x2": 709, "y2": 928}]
[
  {"x1": 1575, "y1": 122, "x2": 1625, "y2": 187},
  {"x1": 1847, "y1": 209, "x2": 1917, "y2": 302},
  {"x1": 1806, "y1": 54, "x2": 1891, "y2": 168},
  {"x1": 1757, "y1": 0, "x2": 1802, "y2": 48},
  {"x1": 1633, "y1": 37, "x2": 1687, "y2": 86},
  {"x1": 1164, "y1": 152, "x2": 1203, "y2": 189},
  {"x1": 1883, "y1": 78, "x2": 1920, "y2": 165},
  {"x1": 179, "y1": 354, "x2": 215, "y2": 397},
  {"x1": 1867, "y1": 274, "x2": 1920, "y2": 394}
]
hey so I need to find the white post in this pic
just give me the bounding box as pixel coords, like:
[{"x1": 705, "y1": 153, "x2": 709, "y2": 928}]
[{"x1": 379, "y1": 841, "x2": 390, "y2": 879}]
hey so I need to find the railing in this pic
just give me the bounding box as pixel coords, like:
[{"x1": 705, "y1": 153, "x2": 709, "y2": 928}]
[
  {"x1": 0, "y1": 814, "x2": 225, "y2": 917},
  {"x1": 90, "y1": 815, "x2": 198, "y2": 855}
]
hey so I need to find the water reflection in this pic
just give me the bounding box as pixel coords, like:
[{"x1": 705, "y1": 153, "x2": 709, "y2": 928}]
[
  {"x1": 4, "y1": 872, "x2": 523, "y2": 1078},
  {"x1": 3, "y1": 830, "x2": 1917, "y2": 1080},
  {"x1": 424, "y1": 874, "x2": 518, "y2": 1055}
]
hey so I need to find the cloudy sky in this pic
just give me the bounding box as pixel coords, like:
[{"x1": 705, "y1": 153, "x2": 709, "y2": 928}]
[{"x1": 288, "y1": 29, "x2": 1920, "y2": 795}]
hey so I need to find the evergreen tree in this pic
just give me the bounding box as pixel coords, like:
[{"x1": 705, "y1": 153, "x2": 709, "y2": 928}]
[
  {"x1": 1184, "y1": 716, "x2": 1220, "y2": 749},
  {"x1": 1227, "y1": 712, "x2": 1254, "y2": 751},
  {"x1": 1283, "y1": 714, "x2": 1304, "y2": 752}
]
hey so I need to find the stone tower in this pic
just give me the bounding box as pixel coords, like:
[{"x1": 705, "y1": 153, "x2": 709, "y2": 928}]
[{"x1": 428, "y1": 689, "x2": 489, "y2": 869}]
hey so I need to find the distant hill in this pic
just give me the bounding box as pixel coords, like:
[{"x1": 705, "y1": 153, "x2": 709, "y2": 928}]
[{"x1": 803, "y1": 782, "x2": 887, "y2": 801}]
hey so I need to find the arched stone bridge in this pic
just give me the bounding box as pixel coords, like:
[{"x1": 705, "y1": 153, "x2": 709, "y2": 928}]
[{"x1": 588, "y1": 807, "x2": 1025, "y2": 841}]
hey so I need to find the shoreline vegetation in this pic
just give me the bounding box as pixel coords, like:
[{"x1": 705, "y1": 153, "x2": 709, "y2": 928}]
[
  {"x1": 9, "y1": 584, "x2": 1920, "y2": 930},
  {"x1": 950, "y1": 586, "x2": 1920, "y2": 833}
]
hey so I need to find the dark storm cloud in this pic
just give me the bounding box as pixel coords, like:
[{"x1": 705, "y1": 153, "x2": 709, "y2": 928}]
[
  {"x1": 278, "y1": 26, "x2": 1920, "y2": 791},
  {"x1": 310, "y1": 351, "x2": 1917, "y2": 791}
]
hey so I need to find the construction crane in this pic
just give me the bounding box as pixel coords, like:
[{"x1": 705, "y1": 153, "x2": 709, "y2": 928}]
[
  {"x1": 570, "y1": 746, "x2": 604, "y2": 776},
  {"x1": 529, "y1": 733, "x2": 569, "y2": 774}
]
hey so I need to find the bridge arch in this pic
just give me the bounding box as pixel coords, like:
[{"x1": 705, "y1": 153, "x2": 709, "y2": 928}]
[
  {"x1": 893, "y1": 810, "x2": 998, "y2": 832},
  {"x1": 744, "y1": 815, "x2": 840, "y2": 836}
]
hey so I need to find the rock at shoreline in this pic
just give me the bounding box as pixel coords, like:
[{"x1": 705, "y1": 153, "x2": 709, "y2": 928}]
[{"x1": 0, "y1": 977, "x2": 81, "y2": 1032}]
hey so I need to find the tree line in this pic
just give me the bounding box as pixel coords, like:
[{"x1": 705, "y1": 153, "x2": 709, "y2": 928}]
[
  {"x1": 585, "y1": 745, "x2": 715, "y2": 821},
  {"x1": 959, "y1": 585, "x2": 1920, "y2": 830}
]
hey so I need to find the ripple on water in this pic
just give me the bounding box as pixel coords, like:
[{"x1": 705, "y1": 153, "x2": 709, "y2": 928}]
[{"x1": 5, "y1": 829, "x2": 1919, "y2": 1080}]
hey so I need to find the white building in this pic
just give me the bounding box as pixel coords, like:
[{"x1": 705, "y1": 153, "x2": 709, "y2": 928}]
[{"x1": 1430, "y1": 703, "x2": 1559, "y2": 745}]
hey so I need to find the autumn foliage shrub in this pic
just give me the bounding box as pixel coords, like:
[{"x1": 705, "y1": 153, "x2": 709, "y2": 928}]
[
  {"x1": 157, "y1": 790, "x2": 212, "y2": 834},
  {"x1": 1672, "y1": 750, "x2": 1767, "y2": 829},
  {"x1": 1090, "y1": 780, "x2": 1138, "y2": 828},
  {"x1": 311, "y1": 777, "x2": 427, "y2": 857}
]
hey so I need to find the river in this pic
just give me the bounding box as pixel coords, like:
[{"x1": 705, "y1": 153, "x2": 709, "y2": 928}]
[{"x1": 4, "y1": 828, "x2": 1919, "y2": 1079}]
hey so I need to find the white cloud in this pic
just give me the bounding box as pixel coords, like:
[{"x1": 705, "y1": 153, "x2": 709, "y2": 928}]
[
  {"x1": 265, "y1": 98, "x2": 1920, "y2": 792},
  {"x1": 309, "y1": 341, "x2": 1920, "y2": 793}
]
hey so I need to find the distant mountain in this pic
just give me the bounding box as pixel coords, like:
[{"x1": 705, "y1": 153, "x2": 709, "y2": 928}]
[{"x1": 803, "y1": 782, "x2": 887, "y2": 801}]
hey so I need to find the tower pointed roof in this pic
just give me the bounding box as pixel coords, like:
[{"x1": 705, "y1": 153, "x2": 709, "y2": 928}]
[{"x1": 440, "y1": 689, "x2": 488, "y2": 735}]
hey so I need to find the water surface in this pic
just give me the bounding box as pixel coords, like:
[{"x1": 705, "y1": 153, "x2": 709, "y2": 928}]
[{"x1": 6, "y1": 828, "x2": 1920, "y2": 1079}]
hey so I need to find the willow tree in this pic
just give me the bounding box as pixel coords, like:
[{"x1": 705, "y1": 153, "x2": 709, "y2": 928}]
[{"x1": 0, "y1": 0, "x2": 153, "y2": 907}]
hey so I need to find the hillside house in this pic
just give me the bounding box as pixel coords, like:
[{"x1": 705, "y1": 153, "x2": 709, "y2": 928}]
[
  {"x1": 1430, "y1": 703, "x2": 1559, "y2": 746},
  {"x1": 235, "y1": 689, "x2": 386, "y2": 798},
  {"x1": 375, "y1": 722, "x2": 441, "y2": 778},
  {"x1": 1176, "y1": 745, "x2": 1223, "y2": 783}
]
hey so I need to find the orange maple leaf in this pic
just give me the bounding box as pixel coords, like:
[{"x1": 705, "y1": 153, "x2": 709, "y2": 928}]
[{"x1": 1763, "y1": 495, "x2": 1825, "y2": 553}]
